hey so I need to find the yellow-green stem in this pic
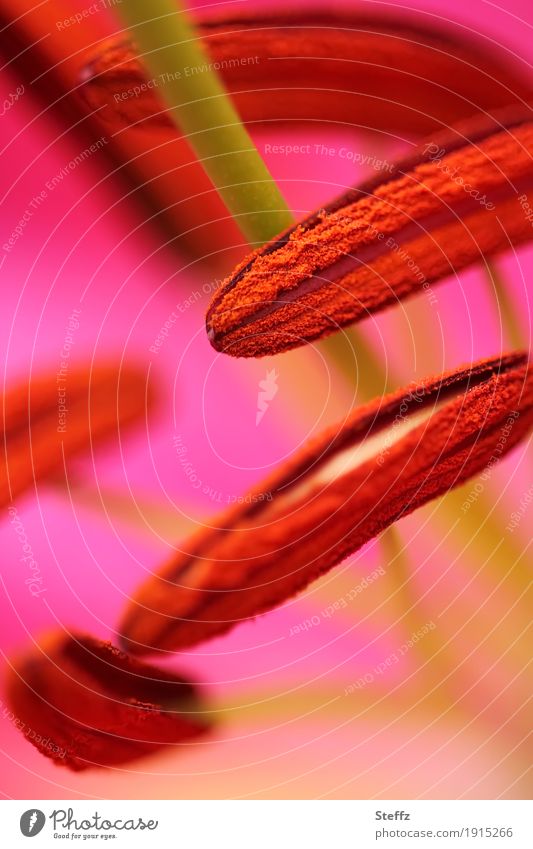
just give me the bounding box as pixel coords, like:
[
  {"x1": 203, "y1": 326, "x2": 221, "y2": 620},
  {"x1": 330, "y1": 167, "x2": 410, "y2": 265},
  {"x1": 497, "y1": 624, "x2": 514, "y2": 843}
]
[
  {"x1": 320, "y1": 327, "x2": 394, "y2": 399},
  {"x1": 118, "y1": 0, "x2": 292, "y2": 245},
  {"x1": 484, "y1": 260, "x2": 525, "y2": 349}
]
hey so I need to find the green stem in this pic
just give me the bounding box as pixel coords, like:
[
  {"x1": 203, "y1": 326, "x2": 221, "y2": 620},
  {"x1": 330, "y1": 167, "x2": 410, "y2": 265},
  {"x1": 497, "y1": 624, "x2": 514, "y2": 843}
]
[{"x1": 118, "y1": 0, "x2": 292, "y2": 245}]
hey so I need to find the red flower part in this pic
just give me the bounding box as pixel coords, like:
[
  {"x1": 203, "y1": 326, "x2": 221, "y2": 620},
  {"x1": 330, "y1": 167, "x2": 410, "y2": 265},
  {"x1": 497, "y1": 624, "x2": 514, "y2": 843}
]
[
  {"x1": 7, "y1": 633, "x2": 209, "y2": 770},
  {"x1": 206, "y1": 108, "x2": 533, "y2": 357},
  {"x1": 1, "y1": 364, "x2": 149, "y2": 506},
  {"x1": 80, "y1": 11, "x2": 531, "y2": 136}
]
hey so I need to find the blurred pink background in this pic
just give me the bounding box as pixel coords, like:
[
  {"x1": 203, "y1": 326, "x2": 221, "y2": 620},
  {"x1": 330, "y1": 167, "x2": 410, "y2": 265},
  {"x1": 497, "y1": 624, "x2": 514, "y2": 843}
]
[{"x1": 0, "y1": 0, "x2": 531, "y2": 799}]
